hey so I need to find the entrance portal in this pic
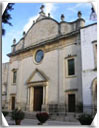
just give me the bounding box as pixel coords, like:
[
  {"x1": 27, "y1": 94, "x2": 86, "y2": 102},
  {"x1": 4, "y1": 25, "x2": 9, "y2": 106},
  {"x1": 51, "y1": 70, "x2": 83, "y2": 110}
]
[
  {"x1": 34, "y1": 87, "x2": 43, "y2": 111},
  {"x1": 68, "y1": 94, "x2": 75, "y2": 112},
  {"x1": 11, "y1": 96, "x2": 15, "y2": 110}
]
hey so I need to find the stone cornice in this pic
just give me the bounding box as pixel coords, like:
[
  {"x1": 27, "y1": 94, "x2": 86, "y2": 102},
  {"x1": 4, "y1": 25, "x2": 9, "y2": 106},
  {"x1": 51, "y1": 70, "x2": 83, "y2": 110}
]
[
  {"x1": 7, "y1": 30, "x2": 80, "y2": 57},
  {"x1": 81, "y1": 22, "x2": 97, "y2": 29}
]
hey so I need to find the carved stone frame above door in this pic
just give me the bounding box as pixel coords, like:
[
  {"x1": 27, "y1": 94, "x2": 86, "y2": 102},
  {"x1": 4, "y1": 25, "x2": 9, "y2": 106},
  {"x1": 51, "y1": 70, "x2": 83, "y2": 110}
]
[
  {"x1": 65, "y1": 89, "x2": 78, "y2": 113},
  {"x1": 26, "y1": 69, "x2": 49, "y2": 112}
]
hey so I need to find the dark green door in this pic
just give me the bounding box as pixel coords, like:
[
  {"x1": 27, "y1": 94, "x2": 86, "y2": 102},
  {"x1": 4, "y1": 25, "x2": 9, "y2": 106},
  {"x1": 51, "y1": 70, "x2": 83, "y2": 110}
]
[
  {"x1": 68, "y1": 94, "x2": 75, "y2": 112},
  {"x1": 34, "y1": 87, "x2": 43, "y2": 111},
  {"x1": 12, "y1": 96, "x2": 15, "y2": 110}
]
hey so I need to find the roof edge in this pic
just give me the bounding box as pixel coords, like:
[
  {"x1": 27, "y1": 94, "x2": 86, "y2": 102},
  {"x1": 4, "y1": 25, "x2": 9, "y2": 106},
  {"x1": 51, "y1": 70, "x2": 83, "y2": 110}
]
[
  {"x1": 81, "y1": 22, "x2": 97, "y2": 29},
  {"x1": 7, "y1": 30, "x2": 80, "y2": 57}
]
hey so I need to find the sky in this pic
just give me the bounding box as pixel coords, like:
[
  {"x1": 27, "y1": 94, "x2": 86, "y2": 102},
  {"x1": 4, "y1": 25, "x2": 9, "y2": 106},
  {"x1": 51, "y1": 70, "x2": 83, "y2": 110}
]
[{"x1": 2, "y1": 3, "x2": 97, "y2": 63}]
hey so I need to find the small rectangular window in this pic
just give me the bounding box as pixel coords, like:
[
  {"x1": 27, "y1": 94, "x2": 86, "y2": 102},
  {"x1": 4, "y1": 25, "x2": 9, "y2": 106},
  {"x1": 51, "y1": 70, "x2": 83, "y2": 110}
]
[
  {"x1": 13, "y1": 70, "x2": 17, "y2": 83},
  {"x1": 68, "y1": 58, "x2": 75, "y2": 75}
]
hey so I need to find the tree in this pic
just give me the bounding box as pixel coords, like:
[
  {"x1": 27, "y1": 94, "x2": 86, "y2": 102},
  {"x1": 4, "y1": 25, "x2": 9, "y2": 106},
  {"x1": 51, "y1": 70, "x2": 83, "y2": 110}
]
[{"x1": 2, "y1": 3, "x2": 15, "y2": 35}]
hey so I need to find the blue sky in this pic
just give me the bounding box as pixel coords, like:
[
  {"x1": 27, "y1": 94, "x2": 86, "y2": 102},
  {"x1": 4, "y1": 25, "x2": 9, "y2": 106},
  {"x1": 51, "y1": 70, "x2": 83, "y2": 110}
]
[{"x1": 2, "y1": 3, "x2": 97, "y2": 63}]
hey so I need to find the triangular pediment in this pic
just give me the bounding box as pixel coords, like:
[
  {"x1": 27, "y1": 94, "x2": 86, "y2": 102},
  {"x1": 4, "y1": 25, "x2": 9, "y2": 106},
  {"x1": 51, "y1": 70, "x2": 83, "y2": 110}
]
[
  {"x1": 26, "y1": 69, "x2": 48, "y2": 84},
  {"x1": 30, "y1": 71, "x2": 46, "y2": 82}
]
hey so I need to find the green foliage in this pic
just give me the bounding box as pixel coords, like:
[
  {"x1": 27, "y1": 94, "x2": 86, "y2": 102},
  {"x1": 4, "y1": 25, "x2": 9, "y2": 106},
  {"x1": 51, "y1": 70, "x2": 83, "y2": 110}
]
[
  {"x1": 2, "y1": 111, "x2": 9, "y2": 117},
  {"x1": 2, "y1": 3, "x2": 14, "y2": 35},
  {"x1": 36, "y1": 112, "x2": 49, "y2": 124},
  {"x1": 77, "y1": 102, "x2": 83, "y2": 112},
  {"x1": 11, "y1": 108, "x2": 25, "y2": 121},
  {"x1": 78, "y1": 113, "x2": 93, "y2": 125}
]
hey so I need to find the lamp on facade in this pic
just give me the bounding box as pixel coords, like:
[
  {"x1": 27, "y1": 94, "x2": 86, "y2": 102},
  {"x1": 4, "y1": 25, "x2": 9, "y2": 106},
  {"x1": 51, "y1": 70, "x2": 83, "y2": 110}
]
[{"x1": 90, "y1": 7, "x2": 97, "y2": 21}]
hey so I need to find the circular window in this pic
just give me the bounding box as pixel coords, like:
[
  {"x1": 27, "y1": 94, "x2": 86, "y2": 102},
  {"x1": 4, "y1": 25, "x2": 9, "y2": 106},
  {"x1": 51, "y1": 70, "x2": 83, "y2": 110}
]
[{"x1": 35, "y1": 50, "x2": 44, "y2": 63}]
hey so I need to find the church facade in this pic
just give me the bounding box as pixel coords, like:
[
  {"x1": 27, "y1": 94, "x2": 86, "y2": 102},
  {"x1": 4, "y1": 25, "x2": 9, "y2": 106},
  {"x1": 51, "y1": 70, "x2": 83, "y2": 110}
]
[{"x1": 2, "y1": 6, "x2": 97, "y2": 115}]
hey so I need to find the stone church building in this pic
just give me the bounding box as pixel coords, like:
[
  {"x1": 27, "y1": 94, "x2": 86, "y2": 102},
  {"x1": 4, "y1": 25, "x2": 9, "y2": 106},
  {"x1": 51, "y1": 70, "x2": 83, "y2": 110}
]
[{"x1": 2, "y1": 6, "x2": 97, "y2": 115}]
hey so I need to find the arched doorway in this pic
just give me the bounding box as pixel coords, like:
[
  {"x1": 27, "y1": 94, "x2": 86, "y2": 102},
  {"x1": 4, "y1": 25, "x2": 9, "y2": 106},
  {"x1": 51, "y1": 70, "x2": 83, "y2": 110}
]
[{"x1": 92, "y1": 78, "x2": 97, "y2": 115}]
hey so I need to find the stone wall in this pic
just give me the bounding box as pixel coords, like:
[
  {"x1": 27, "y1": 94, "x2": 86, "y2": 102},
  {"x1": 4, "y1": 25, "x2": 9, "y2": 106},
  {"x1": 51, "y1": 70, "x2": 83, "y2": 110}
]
[
  {"x1": 81, "y1": 24, "x2": 97, "y2": 113},
  {"x1": 6, "y1": 10, "x2": 86, "y2": 112},
  {"x1": 2, "y1": 62, "x2": 9, "y2": 109},
  {"x1": 6, "y1": 31, "x2": 83, "y2": 112}
]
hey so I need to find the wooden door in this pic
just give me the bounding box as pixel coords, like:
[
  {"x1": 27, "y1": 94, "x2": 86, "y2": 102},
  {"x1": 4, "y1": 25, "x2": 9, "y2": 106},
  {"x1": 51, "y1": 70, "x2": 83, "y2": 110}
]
[
  {"x1": 68, "y1": 94, "x2": 75, "y2": 112},
  {"x1": 11, "y1": 96, "x2": 15, "y2": 110},
  {"x1": 34, "y1": 87, "x2": 43, "y2": 111}
]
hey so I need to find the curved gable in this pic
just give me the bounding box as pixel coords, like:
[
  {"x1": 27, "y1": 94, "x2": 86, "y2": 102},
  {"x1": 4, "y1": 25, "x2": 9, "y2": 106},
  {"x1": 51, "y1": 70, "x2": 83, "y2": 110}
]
[
  {"x1": 15, "y1": 38, "x2": 24, "y2": 51},
  {"x1": 24, "y1": 18, "x2": 59, "y2": 48},
  {"x1": 8, "y1": 8, "x2": 85, "y2": 56},
  {"x1": 60, "y1": 22, "x2": 72, "y2": 34}
]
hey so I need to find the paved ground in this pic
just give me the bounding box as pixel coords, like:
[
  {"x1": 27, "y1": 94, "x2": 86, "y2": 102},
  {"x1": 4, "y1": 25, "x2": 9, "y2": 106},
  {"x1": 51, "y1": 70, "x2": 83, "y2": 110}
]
[{"x1": 5, "y1": 116, "x2": 81, "y2": 126}]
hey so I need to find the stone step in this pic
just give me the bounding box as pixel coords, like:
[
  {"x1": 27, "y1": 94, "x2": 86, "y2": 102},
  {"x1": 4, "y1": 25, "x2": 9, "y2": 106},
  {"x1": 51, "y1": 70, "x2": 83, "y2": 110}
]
[
  {"x1": 7, "y1": 111, "x2": 81, "y2": 122},
  {"x1": 66, "y1": 113, "x2": 82, "y2": 118},
  {"x1": 24, "y1": 112, "x2": 79, "y2": 121},
  {"x1": 64, "y1": 116, "x2": 78, "y2": 122},
  {"x1": 24, "y1": 112, "x2": 37, "y2": 119},
  {"x1": 6, "y1": 111, "x2": 37, "y2": 119},
  {"x1": 49, "y1": 114, "x2": 79, "y2": 122}
]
